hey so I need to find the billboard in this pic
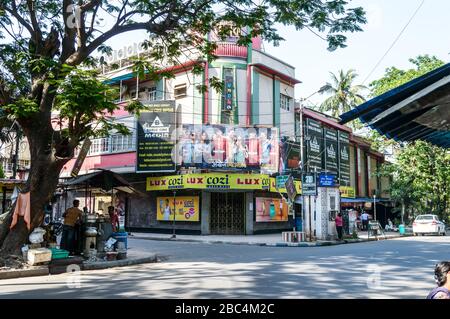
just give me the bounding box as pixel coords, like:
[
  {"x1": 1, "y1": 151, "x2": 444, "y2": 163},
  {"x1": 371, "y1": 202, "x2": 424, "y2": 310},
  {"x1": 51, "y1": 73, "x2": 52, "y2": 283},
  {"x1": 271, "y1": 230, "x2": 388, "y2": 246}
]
[
  {"x1": 282, "y1": 140, "x2": 301, "y2": 169},
  {"x1": 338, "y1": 131, "x2": 351, "y2": 186},
  {"x1": 255, "y1": 197, "x2": 289, "y2": 222},
  {"x1": 147, "y1": 173, "x2": 271, "y2": 191},
  {"x1": 177, "y1": 124, "x2": 279, "y2": 174},
  {"x1": 306, "y1": 119, "x2": 323, "y2": 171},
  {"x1": 156, "y1": 196, "x2": 200, "y2": 222},
  {"x1": 324, "y1": 128, "x2": 338, "y2": 174},
  {"x1": 136, "y1": 100, "x2": 176, "y2": 173}
]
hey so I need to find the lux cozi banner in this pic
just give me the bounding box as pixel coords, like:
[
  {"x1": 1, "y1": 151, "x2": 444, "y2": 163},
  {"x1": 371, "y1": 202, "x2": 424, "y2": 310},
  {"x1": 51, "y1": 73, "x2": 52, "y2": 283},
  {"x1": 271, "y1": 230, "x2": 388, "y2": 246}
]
[
  {"x1": 156, "y1": 196, "x2": 200, "y2": 222},
  {"x1": 147, "y1": 173, "x2": 271, "y2": 191},
  {"x1": 176, "y1": 125, "x2": 279, "y2": 174}
]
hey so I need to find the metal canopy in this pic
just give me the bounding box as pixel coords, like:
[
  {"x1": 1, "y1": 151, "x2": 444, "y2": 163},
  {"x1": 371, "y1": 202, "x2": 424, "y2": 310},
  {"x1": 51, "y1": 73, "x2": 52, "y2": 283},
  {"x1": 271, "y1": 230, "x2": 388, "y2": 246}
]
[
  {"x1": 62, "y1": 170, "x2": 134, "y2": 192},
  {"x1": 339, "y1": 63, "x2": 450, "y2": 148}
]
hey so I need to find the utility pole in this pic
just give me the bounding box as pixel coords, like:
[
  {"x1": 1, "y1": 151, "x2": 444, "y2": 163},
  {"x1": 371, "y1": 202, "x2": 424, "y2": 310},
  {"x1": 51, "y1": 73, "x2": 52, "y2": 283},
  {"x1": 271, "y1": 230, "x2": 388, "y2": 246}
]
[{"x1": 299, "y1": 101, "x2": 305, "y2": 233}]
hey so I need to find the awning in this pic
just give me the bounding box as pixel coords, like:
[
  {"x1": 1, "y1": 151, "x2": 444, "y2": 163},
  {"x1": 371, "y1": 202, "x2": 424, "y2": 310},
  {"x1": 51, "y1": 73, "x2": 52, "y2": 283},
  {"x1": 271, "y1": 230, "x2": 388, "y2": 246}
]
[
  {"x1": 340, "y1": 197, "x2": 392, "y2": 203},
  {"x1": 339, "y1": 63, "x2": 450, "y2": 148},
  {"x1": 62, "y1": 170, "x2": 136, "y2": 193},
  {"x1": 0, "y1": 179, "x2": 26, "y2": 190}
]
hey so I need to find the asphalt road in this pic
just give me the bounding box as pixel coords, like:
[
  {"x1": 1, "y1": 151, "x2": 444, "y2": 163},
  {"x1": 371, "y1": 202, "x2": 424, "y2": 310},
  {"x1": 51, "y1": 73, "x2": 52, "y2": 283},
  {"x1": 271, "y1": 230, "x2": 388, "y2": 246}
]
[{"x1": 1, "y1": 236, "x2": 449, "y2": 299}]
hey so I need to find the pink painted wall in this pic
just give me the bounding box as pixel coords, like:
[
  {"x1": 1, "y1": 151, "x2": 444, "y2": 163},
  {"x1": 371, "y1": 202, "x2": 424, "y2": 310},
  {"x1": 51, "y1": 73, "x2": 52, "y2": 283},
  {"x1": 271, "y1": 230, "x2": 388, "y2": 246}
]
[{"x1": 62, "y1": 152, "x2": 136, "y2": 176}]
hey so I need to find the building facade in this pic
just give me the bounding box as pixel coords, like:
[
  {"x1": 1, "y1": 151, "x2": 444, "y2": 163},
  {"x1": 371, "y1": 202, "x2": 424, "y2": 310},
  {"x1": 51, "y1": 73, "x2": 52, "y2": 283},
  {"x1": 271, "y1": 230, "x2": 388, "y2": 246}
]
[{"x1": 57, "y1": 32, "x2": 391, "y2": 239}]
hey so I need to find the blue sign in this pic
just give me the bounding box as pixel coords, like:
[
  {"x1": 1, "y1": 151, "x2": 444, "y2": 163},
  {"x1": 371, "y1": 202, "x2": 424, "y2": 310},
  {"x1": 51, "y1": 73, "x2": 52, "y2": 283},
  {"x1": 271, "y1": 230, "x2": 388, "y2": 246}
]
[{"x1": 318, "y1": 173, "x2": 338, "y2": 187}]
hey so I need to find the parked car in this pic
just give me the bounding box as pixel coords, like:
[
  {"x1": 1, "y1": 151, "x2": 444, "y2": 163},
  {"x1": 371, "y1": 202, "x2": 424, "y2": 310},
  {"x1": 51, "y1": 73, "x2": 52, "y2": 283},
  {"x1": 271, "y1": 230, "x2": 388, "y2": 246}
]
[{"x1": 413, "y1": 215, "x2": 446, "y2": 236}]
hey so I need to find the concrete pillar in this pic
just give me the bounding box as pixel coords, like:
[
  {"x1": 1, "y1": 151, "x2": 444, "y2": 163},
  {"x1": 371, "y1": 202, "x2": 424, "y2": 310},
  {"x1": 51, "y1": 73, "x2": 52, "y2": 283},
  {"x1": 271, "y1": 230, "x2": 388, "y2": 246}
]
[
  {"x1": 201, "y1": 191, "x2": 211, "y2": 235},
  {"x1": 245, "y1": 192, "x2": 254, "y2": 235}
]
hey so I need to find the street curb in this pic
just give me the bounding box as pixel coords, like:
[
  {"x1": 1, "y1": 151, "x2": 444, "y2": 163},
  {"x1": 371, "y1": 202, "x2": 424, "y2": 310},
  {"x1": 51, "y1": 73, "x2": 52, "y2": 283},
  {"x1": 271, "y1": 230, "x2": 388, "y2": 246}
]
[
  {"x1": 131, "y1": 234, "x2": 413, "y2": 247},
  {"x1": 0, "y1": 266, "x2": 49, "y2": 280},
  {"x1": 82, "y1": 254, "x2": 158, "y2": 271}
]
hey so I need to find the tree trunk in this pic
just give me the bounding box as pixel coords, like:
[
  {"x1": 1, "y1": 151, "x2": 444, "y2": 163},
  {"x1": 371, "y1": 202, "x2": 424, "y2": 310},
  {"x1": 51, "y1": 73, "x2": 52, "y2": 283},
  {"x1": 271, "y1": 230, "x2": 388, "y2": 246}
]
[{"x1": 0, "y1": 119, "x2": 69, "y2": 258}]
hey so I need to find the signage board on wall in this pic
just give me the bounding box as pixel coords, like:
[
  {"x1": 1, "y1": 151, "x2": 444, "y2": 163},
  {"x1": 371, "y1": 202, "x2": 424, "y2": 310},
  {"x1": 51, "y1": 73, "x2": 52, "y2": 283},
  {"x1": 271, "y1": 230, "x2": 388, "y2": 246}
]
[
  {"x1": 324, "y1": 128, "x2": 338, "y2": 174},
  {"x1": 136, "y1": 100, "x2": 176, "y2": 173},
  {"x1": 306, "y1": 119, "x2": 323, "y2": 171},
  {"x1": 178, "y1": 124, "x2": 279, "y2": 174},
  {"x1": 340, "y1": 186, "x2": 356, "y2": 198},
  {"x1": 255, "y1": 197, "x2": 289, "y2": 222},
  {"x1": 338, "y1": 131, "x2": 351, "y2": 186},
  {"x1": 223, "y1": 75, "x2": 234, "y2": 111},
  {"x1": 318, "y1": 173, "x2": 338, "y2": 187},
  {"x1": 156, "y1": 196, "x2": 200, "y2": 222},
  {"x1": 147, "y1": 173, "x2": 271, "y2": 191},
  {"x1": 269, "y1": 177, "x2": 301, "y2": 194},
  {"x1": 302, "y1": 172, "x2": 317, "y2": 196}
]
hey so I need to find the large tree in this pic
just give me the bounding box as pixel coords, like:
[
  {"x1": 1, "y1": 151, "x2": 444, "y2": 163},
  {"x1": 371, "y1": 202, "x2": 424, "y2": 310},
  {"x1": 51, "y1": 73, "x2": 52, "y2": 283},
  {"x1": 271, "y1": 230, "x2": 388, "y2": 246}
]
[
  {"x1": 318, "y1": 69, "x2": 367, "y2": 128},
  {"x1": 369, "y1": 55, "x2": 449, "y2": 222},
  {"x1": 0, "y1": 0, "x2": 366, "y2": 260}
]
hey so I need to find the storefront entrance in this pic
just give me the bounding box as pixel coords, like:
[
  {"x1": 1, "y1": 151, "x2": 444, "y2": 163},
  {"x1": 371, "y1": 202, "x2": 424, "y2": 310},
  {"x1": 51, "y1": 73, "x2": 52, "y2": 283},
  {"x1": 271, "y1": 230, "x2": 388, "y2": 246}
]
[{"x1": 210, "y1": 193, "x2": 245, "y2": 235}]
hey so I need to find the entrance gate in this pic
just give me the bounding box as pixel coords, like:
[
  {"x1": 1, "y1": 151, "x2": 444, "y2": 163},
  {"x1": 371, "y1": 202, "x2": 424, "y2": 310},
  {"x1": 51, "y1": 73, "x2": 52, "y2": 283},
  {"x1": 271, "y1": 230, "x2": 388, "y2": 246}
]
[{"x1": 210, "y1": 193, "x2": 245, "y2": 235}]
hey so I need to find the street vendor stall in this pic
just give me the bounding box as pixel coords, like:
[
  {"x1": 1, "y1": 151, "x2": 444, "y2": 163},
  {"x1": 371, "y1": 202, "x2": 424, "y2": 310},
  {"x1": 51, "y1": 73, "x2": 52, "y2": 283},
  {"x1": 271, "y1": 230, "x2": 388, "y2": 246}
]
[{"x1": 56, "y1": 169, "x2": 139, "y2": 261}]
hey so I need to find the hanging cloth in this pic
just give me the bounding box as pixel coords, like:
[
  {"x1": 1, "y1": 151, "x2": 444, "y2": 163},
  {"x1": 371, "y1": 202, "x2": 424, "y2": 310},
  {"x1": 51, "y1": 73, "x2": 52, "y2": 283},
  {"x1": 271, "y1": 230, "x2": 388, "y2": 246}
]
[{"x1": 10, "y1": 192, "x2": 31, "y2": 230}]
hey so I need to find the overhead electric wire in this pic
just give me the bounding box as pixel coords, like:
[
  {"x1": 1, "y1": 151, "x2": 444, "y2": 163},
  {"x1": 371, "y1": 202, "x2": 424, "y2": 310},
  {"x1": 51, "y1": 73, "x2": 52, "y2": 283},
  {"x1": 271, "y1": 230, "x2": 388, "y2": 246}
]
[{"x1": 362, "y1": 0, "x2": 426, "y2": 84}]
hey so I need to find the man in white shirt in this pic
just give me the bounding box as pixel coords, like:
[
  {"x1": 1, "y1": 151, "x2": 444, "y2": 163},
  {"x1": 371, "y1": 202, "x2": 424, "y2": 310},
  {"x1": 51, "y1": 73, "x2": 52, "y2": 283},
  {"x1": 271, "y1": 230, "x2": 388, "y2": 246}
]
[{"x1": 361, "y1": 211, "x2": 369, "y2": 231}]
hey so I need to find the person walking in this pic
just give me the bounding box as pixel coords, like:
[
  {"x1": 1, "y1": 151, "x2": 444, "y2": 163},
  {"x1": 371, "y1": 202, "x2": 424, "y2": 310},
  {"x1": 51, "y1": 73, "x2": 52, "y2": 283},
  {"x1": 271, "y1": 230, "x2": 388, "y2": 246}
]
[
  {"x1": 427, "y1": 262, "x2": 450, "y2": 299},
  {"x1": 60, "y1": 199, "x2": 83, "y2": 254},
  {"x1": 361, "y1": 210, "x2": 369, "y2": 231},
  {"x1": 335, "y1": 212, "x2": 344, "y2": 240}
]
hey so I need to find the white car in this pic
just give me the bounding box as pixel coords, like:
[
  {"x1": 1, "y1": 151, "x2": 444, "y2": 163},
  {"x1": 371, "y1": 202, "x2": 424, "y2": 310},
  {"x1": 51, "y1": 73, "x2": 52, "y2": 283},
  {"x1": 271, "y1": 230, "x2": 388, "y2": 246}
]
[{"x1": 413, "y1": 215, "x2": 446, "y2": 236}]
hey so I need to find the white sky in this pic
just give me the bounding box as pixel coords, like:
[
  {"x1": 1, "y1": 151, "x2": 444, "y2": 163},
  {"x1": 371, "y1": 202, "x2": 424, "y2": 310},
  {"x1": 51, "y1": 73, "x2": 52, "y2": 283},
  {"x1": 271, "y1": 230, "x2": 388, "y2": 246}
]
[{"x1": 104, "y1": 0, "x2": 450, "y2": 105}]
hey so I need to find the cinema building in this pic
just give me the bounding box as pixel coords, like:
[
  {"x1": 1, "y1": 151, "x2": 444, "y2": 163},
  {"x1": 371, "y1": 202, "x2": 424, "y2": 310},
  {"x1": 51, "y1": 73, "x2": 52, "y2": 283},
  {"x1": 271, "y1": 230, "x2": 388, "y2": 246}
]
[{"x1": 58, "y1": 29, "x2": 391, "y2": 238}]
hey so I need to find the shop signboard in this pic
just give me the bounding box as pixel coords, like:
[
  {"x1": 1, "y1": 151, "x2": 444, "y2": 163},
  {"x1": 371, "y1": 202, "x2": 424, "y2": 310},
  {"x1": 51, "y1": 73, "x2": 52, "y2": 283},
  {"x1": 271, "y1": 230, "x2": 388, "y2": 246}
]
[
  {"x1": 136, "y1": 100, "x2": 176, "y2": 173},
  {"x1": 223, "y1": 75, "x2": 234, "y2": 111},
  {"x1": 70, "y1": 138, "x2": 91, "y2": 177},
  {"x1": 318, "y1": 173, "x2": 338, "y2": 187},
  {"x1": 276, "y1": 175, "x2": 289, "y2": 189},
  {"x1": 340, "y1": 186, "x2": 356, "y2": 198},
  {"x1": 306, "y1": 118, "x2": 323, "y2": 171},
  {"x1": 284, "y1": 175, "x2": 297, "y2": 202},
  {"x1": 147, "y1": 173, "x2": 271, "y2": 191},
  {"x1": 302, "y1": 172, "x2": 317, "y2": 196},
  {"x1": 269, "y1": 177, "x2": 301, "y2": 194},
  {"x1": 156, "y1": 196, "x2": 200, "y2": 222},
  {"x1": 338, "y1": 131, "x2": 351, "y2": 186},
  {"x1": 255, "y1": 197, "x2": 289, "y2": 222},
  {"x1": 178, "y1": 124, "x2": 279, "y2": 174},
  {"x1": 282, "y1": 140, "x2": 301, "y2": 169},
  {"x1": 324, "y1": 128, "x2": 338, "y2": 174}
]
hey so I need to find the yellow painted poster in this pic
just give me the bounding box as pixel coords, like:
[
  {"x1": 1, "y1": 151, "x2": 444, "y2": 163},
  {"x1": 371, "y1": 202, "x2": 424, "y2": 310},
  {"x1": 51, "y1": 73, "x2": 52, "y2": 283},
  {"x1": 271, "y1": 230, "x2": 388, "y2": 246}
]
[
  {"x1": 147, "y1": 173, "x2": 271, "y2": 191},
  {"x1": 340, "y1": 186, "x2": 356, "y2": 198},
  {"x1": 156, "y1": 196, "x2": 200, "y2": 222}
]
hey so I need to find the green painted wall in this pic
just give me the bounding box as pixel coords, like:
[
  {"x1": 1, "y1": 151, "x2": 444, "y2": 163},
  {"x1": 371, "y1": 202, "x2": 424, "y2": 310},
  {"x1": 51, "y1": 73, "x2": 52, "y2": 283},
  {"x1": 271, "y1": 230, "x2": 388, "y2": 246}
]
[
  {"x1": 273, "y1": 79, "x2": 280, "y2": 127},
  {"x1": 251, "y1": 69, "x2": 259, "y2": 125}
]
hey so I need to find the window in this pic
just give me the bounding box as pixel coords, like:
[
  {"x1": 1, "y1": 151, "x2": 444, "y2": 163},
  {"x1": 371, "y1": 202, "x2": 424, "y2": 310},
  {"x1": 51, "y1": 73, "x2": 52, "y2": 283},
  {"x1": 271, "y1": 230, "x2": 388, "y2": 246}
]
[
  {"x1": 111, "y1": 134, "x2": 135, "y2": 153},
  {"x1": 280, "y1": 93, "x2": 292, "y2": 111},
  {"x1": 174, "y1": 83, "x2": 187, "y2": 99}
]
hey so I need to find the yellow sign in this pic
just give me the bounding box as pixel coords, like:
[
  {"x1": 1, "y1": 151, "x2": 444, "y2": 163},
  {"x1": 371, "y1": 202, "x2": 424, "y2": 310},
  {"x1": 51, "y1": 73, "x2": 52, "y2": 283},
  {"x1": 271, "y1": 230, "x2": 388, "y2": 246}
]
[
  {"x1": 157, "y1": 196, "x2": 200, "y2": 222},
  {"x1": 269, "y1": 178, "x2": 301, "y2": 195},
  {"x1": 340, "y1": 186, "x2": 356, "y2": 198},
  {"x1": 147, "y1": 173, "x2": 271, "y2": 191}
]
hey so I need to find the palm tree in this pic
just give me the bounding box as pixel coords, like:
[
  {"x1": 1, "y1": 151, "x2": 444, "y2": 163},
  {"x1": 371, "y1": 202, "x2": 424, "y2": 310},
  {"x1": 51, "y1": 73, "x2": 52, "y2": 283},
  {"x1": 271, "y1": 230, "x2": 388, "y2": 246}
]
[{"x1": 319, "y1": 69, "x2": 367, "y2": 120}]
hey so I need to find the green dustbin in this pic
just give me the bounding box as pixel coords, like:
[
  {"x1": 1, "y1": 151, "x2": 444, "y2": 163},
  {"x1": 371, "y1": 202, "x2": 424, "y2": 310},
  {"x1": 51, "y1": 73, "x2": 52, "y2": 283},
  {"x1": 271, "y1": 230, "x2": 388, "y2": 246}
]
[{"x1": 399, "y1": 224, "x2": 405, "y2": 235}]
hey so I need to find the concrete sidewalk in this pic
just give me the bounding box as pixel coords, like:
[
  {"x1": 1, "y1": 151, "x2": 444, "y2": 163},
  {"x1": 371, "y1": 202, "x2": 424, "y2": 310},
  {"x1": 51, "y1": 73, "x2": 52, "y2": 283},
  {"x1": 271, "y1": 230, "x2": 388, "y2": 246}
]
[
  {"x1": 0, "y1": 251, "x2": 158, "y2": 280},
  {"x1": 129, "y1": 231, "x2": 411, "y2": 247}
]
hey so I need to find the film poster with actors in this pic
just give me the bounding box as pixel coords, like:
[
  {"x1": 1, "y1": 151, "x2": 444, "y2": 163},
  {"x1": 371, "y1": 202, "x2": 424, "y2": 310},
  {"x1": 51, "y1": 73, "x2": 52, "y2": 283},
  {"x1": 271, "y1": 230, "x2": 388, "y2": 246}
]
[{"x1": 176, "y1": 124, "x2": 280, "y2": 174}]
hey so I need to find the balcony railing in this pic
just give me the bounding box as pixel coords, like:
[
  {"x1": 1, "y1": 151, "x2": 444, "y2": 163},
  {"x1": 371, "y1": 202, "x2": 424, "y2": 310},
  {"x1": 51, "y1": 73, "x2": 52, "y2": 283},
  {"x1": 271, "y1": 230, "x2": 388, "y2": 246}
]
[{"x1": 213, "y1": 42, "x2": 248, "y2": 58}]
